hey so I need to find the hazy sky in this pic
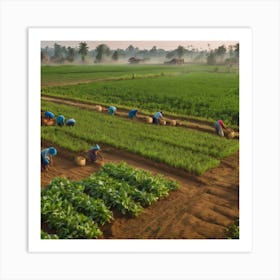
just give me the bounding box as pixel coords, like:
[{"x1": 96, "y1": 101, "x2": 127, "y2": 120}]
[{"x1": 41, "y1": 41, "x2": 238, "y2": 51}]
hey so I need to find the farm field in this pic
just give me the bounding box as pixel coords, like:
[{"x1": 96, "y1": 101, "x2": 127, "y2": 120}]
[
  {"x1": 41, "y1": 100, "x2": 239, "y2": 175},
  {"x1": 41, "y1": 63, "x2": 239, "y2": 239},
  {"x1": 41, "y1": 140, "x2": 239, "y2": 239},
  {"x1": 42, "y1": 64, "x2": 239, "y2": 125}
]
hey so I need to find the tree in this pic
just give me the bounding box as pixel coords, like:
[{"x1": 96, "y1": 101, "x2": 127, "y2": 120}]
[
  {"x1": 112, "y1": 50, "x2": 119, "y2": 61},
  {"x1": 176, "y1": 45, "x2": 186, "y2": 58},
  {"x1": 216, "y1": 45, "x2": 226, "y2": 56},
  {"x1": 79, "y1": 42, "x2": 89, "y2": 62},
  {"x1": 66, "y1": 47, "x2": 75, "y2": 62},
  {"x1": 214, "y1": 45, "x2": 227, "y2": 64},
  {"x1": 207, "y1": 51, "x2": 216, "y2": 65},
  {"x1": 95, "y1": 44, "x2": 110, "y2": 62},
  {"x1": 41, "y1": 50, "x2": 49, "y2": 64},
  {"x1": 234, "y1": 43, "x2": 239, "y2": 58},
  {"x1": 51, "y1": 43, "x2": 64, "y2": 63},
  {"x1": 149, "y1": 46, "x2": 157, "y2": 56},
  {"x1": 125, "y1": 45, "x2": 139, "y2": 57}
]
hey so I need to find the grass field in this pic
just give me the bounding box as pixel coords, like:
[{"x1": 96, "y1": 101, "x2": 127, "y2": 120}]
[
  {"x1": 41, "y1": 64, "x2": 236, "y2": 85},
  {"x1": 41, "y1": 100, "x2": 239, "y2": 175},
  {"x1": 41, "y1": 64, "x2": 239, "y2": 125}
]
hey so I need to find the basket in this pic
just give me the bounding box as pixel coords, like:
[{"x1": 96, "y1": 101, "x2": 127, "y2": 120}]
[
  {"x1": 95, "y1": 105, "x2": 103, "y2": 112},
  {"x1": 145, "y1": 116, "x2": 153, "y2": 123},
  {"x1": 227, "y1": 131, "x2": 235, "y2": 139},
  {"x1": 42, "y1": 118, "x2": 56, "y2": 126},
  {"x1": 75, "y1": 156, "x2": 86, "y2": 166},
  {"x1": 169, "y1": 120, "x2": 176, "y2": 126}
]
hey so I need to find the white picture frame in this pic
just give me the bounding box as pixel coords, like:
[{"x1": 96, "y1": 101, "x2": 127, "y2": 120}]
[{"x1": 1, "y1": 1, "x2": 279, "y2": 279}]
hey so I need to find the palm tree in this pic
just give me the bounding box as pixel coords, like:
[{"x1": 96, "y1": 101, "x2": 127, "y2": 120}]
[
  {"x1": 95, "y1": 44, "x2": 110, "y2": 62},
  {"x1": 79, "y1": 42, "x2": 89, "y2": 62}
]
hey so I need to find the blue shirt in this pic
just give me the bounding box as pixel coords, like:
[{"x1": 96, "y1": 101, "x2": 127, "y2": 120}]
[
  {"x1": 41, "y1": 148, "x2": 51, "y2": 159},
  {"x1": 56, "y1": 115, "x2": 65, "y2": 125},
  {"x1": 66, "y1": 118, "x2": 75, "y2": 125},
  {"x1": 109, "y1": 106, "x2": 116, "y2": 112},
  {"x1": 44, "y1": 111, "x2": 55, "y2": 119},
  {"x1": 153, "y1": 112, "x2": 163, "y2": 119},
  {"x1": 128, "y1": 109, "x2": 138, "y2": 118}
]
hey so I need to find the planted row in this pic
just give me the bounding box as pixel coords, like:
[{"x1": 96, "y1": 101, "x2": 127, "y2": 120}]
[
  {"x1": 41, "y1": 100, "x2": 239, "y2": 175},
  {"x1": 41, "y1": 163, "x2": 179, "y2": 239},
  {"x1": 42, "y1": 65, "x2": 239, "y2": 125}
]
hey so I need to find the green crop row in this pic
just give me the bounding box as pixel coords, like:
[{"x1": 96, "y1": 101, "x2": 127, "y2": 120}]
[
  {"x1": 41, "y1": 64, "x2": 186, "y2": 86},
  {"x1": 41, "y1": 100, "x2": 239, "y2": 175},
  {"x1": 41, "y1": 230, "x2": 59, "y2": 239},
  {"x1": 41, "y1": 64, "x2": 237, "y2": 86},
  {"x1": 41, "y1": 162, "x2": 179, "y2": 239},
  {"x1": 42, "y1": 67, "x2": 239, "y2": 125}
]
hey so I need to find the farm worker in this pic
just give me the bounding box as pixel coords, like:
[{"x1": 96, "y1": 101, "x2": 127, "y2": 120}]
[
  {"x1": 56, "y1": 115, "x2": 65, "y2": 126},
  {"x1": 128, "y1": 109, "x2": 138, "y2": 119},
  {"x1": 41, "y1": 147, "x2": 57, "y2": 171},
  {"x1": 44, "y1": 111, "x2": 55, "y2": 120},
  {"x1": 153, "y1": 111, "x2": 163, "y2": 125},
  {"x1": 214, "y1": 119, "x2": 226, "y2": 137},
  {"x1": 66, "y1": 118, "x2": 76, "y2": 126},
  {"x1": 88, "y1": 144, "x2": 103, "y2": 162},
  {"x1": 108, "y1": 106, "x2": 117, "y2": 116}
]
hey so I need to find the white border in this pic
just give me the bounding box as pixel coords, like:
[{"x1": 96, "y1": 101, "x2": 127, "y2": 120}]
[{"x1": 28, "y1": 27, "x2": 252, "y2": 253}]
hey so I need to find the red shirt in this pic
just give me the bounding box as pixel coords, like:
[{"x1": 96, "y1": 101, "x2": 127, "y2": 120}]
[{"x1": 218, "y1": 120, "x2": 225, "y2": 128}]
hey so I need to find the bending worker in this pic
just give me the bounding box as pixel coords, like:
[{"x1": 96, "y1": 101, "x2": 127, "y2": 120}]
[
  {"x1": 128, "y1": 109, "x2": 138, "y2": 119},
  {"x1": 66, "y1": 118, "x2": 76, "y2": 126},
  {"x1": 108, "y1": 106, "x2": 117, "y2": 116},
  {"x1": 44, "y1": 111, "x2": 55, "y2": 120},
  {"x1": 153, "y1": 111, "x2": 163, "y2": 125},
  {"x1": 41, "y1": 147, "x2": 57, "y2": 171},
  {"x1": 56, "y1": 115, "x2": 65, "y2": 126},
  {"x1": 88, "y1": 144, "x2": 103, "y2": 162},
  {"x1": 214, "y1": 119, "x2": 227, "y2": 137}
]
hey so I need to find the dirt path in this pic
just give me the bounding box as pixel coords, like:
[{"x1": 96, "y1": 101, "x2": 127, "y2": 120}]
[
  {"x1": 42, "y1": 95, "x2": 239, "y2": 137},
  {"x1": 41, "y1": 140, "x2": 239, "y2": 239}
]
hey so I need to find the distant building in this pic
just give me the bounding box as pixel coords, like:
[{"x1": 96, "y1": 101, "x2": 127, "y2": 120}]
[
  {"x1": 128, "y1": 57, "x2": 145, "y2": 64},
  {"x1": 164, "y1": 58, "x2": 184, "y2": 65}
]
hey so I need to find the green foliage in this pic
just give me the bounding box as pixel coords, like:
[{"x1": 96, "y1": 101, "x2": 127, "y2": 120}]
[
  {"x1": 41, "y1": 100, "x2": 239, "y2": 175},
  {"x1": 226, "y1": 219, "x2": 239, "y2": 239},
  {"x1": 41, "y1": 163, "x2": 179, "y2": 238},
  {"x1": 41, "y1": 178, "x2": 103, "y2": 239},
  {"x1": 41, "y1": 64, "x2": 239, "y2": 126},
  {"x1": 82, "y1": 173, "x2": 144, "y2": 216},
  {"x1": 40, "y1": 230, "x2": 59, "y2": 239}
]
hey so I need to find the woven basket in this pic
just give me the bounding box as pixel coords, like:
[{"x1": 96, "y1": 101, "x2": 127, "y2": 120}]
[
  {"x1": 169, "y1": 120, "x2": 176, "y2": 126},
  {"x1": 145, "y1": 116, "x2": 153, "y2": 123},
  {"x1": 227, "y1": 131, "x2": 235, "y2": 139},
  {"x1": 95, "y1": 105, "x2": 103, "y2": 112},
  {"x1": 75, "y1": 156, "x2": 86, "y2": 166},
  {"x1": 42, "y1": 118, "x2": 56, "y2": 126}
]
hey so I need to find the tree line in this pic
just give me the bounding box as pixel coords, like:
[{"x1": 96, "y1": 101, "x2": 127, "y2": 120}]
[{"x1": 41, "y1": 42, "x2": 239, "y2": 65}]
